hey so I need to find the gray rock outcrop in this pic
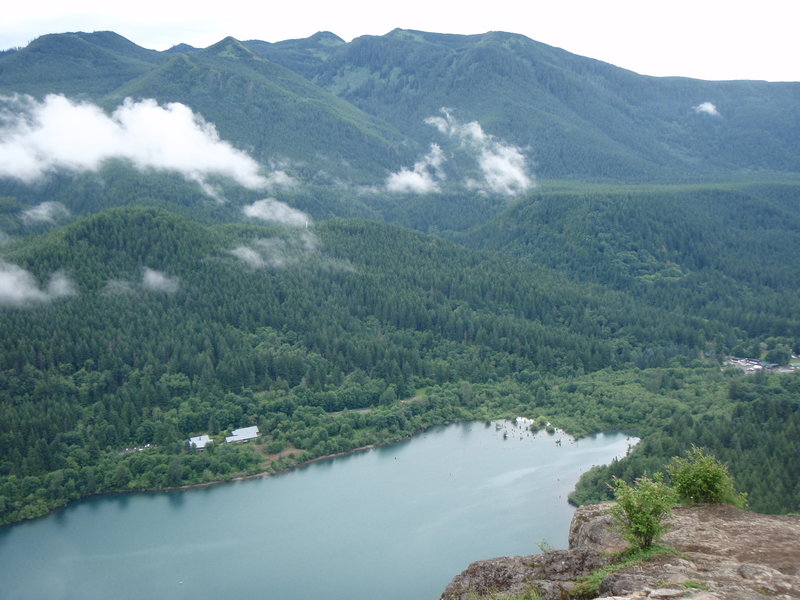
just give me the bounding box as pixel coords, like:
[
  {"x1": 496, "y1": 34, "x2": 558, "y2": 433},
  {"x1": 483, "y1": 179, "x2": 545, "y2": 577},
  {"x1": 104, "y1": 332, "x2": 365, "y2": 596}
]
[{"x1": 440, "y1": 503, "x2": 800, "y2": 599}]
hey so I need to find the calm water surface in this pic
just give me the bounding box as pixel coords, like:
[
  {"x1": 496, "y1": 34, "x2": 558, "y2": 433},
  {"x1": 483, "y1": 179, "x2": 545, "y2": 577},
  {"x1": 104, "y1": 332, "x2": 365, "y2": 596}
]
[{"x1": 0, "y1": 422, "x2": 634, "y2": 600}]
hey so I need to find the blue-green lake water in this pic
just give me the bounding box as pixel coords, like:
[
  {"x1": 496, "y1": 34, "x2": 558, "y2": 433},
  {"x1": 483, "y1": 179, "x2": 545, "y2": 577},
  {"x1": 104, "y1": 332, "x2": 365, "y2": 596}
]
[{"x1": 0, "y1": 421, "x2": 634, "y2": 600}]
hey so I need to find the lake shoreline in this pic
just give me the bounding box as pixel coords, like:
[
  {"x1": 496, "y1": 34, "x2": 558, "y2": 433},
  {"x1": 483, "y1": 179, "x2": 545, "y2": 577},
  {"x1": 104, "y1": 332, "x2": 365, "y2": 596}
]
[
  {"x1": 2, "y1": 419, "x2": 633, "y2": 529},
  {"x1": 162, "y1": 439, "x2": 385, "y2": 492},
  {"x1": 161, "y1": 417, "x2": 555, "y2": 493},
  {"x1": 161, "y1": 419, "x2": 636, "y2": 495},
  {"x1": 1, "y1": 421, "x2": 458, "y2": 527},
  {"x1": 1, "y1": 424, "x2": 636, "y2": 600}
]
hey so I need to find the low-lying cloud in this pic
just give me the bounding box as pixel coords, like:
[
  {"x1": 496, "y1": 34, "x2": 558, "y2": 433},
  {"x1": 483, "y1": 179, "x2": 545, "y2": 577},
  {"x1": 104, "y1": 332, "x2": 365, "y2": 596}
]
[
  {"x1": 141, "y1": 267, "x2": 179, "y2": 293},
  {"x1": 387, "y1": 109, "x2": 533, "y2": 196},
  {"x1": 386, "y1": 144, "x2": 445, "y2": 194},
  {"x1": 243, "y1": 198, "x2": 310, "y2": 227},
  {"x1": 238, "y1": 198, "x2": 321, "y2": 267},
  {"x1": 230, "y1": 245, "x2": 267, "y2": 269},
  {"x1": 22, "y1": 201, "x2": 70, "y2": 224},
  {"x1": 231, "y1": 232, "x2": 318, "y2": 269},
  {"x1": 0, "y1": 261, "x2": 76, "y2": 306},
  {"x1": 102, "y1": 271, "x2": 180, "y2": 295},
  {"x1": 693, "y1": 101, "x2": 721, "y2": 117},
  {"x1": 427, "y1": 109, "x2": 533, "y2": 196},
  {"x1": 0, "y1": 94, "x2": 289, "y2": 195}
]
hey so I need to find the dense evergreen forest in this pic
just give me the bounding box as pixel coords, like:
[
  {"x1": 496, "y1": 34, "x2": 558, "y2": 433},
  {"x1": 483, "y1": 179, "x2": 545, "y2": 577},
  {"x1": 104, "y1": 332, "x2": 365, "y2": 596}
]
[{"x1": 0, "y1": 29, "x2": 798, "y2": 525}]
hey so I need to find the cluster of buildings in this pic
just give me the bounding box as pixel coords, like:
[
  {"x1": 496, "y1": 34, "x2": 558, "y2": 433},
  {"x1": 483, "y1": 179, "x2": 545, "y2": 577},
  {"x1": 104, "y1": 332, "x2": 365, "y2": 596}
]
[
  {"x1": 188, "y1": 426, "x2": 259, "y2": 450},
  {"x1": 726, "y1": 356, "x2": 798, "y2": 374}
]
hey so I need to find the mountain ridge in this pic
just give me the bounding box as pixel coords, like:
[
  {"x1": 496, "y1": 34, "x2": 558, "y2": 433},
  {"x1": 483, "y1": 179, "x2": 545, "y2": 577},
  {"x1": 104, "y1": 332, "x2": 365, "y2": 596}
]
[{"x1": 2, "y1": 29, "x2": 799, "y2": 183}]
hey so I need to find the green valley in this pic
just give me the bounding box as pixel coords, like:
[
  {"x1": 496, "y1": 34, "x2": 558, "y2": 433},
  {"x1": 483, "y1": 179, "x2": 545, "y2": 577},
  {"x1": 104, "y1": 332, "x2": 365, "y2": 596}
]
[{"x1": 0, "y1": 29, "x2": 798, "y2": 525}]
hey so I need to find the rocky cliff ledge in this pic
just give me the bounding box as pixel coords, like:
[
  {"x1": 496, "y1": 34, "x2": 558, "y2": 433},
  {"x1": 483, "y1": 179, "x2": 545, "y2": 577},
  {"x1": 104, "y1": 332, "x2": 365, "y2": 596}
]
[{"x1": 440, "y1": 503, "x2": 800, "y2": 599}]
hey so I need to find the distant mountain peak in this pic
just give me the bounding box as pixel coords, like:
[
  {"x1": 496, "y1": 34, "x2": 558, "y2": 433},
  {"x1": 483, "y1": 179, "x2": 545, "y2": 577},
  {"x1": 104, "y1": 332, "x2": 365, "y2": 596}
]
[
  {"x1": 204, "y1": 36, "x2": 257, "y2": 59},
  {"x1": 28, "y1": 31, "x2": 158, "y2": 58},
  {"x1": 73, "y1": 30, "x2": 142, "y2": 47},
  {"x1": 384, "y1": 28, "x2": 430, "y2": 42},
  {"x1": 165, "y1": 43, "x2": 197, "y2": 54},
  {"x1": 308, "y1": 31, "x2": 345, "y2": 46}
]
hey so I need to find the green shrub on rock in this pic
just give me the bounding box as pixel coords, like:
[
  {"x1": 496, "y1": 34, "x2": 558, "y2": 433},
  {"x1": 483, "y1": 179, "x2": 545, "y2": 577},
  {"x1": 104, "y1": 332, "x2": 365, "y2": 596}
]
[
  {"x1": 611, "y1": 474, "x2": 677, "y2": 549},
  {"x1": 667, "y1": 445, "x2": 746, "y2": 508}
]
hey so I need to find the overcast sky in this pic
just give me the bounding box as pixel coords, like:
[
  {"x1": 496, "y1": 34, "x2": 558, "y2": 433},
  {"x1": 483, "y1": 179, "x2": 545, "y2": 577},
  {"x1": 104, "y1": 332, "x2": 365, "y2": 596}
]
[{"x1": 1, "y1": 0, "x2": 798, "y2": 82}]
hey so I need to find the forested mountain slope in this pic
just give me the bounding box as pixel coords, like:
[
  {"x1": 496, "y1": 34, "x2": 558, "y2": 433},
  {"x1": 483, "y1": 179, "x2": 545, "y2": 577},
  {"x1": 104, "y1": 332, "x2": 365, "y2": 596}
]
[
  {"x1": 110, "y1": 37, "x2": 412, "y2": 182},
  {"x1": 1, "y1": 205, "x2": 798, "y2": 522},
  {"x1": 0, "y1": 206, "x2": 725, "y2": 393},
  {"x1": 255, "y1": 29, "x2": 800, "y2": 181},
  {"x1": 2, "y1": 29, "x2": 799, "y2": 184},
  {"x1": 0, "y1": 33, "x2": 412, "y2": 183},
  {"x1": 0, "y1": 31, "x2": 165, "y2": 97},
  {"x1": 462, "y1": 182, "x2": 800, "y2": 345}
]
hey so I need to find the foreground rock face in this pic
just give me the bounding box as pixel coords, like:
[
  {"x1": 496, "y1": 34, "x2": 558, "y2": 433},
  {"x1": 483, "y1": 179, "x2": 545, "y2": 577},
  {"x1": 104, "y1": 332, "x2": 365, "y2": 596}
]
[{"x1": 440, "y1": 503, "x2": 800, "y2": 599}]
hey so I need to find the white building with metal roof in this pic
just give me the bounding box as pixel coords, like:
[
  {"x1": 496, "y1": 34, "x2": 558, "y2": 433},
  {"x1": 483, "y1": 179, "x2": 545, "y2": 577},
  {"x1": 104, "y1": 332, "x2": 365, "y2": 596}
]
[
  {"x1": 188, "y1": 434, "x2": 211, "y2": 450},
  {"x1": 225, "y1": 426, "x2": 259, "y2": 444}
]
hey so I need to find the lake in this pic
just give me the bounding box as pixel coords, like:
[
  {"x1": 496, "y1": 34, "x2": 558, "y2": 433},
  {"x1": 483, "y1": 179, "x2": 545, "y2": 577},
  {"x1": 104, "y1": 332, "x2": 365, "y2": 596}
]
[{"x1": 0, "y1": 421, "x2": 634, "y2": 600}]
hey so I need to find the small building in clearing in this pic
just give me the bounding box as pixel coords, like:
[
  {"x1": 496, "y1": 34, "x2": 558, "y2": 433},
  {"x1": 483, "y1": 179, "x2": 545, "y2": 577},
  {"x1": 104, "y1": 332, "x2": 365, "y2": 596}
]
[
  {"x1": 225, "y1": 426, "x2": 259, "y2": 444},
  {"x1": 188, "y1": 434, "x2": 211, "y2": 450}
]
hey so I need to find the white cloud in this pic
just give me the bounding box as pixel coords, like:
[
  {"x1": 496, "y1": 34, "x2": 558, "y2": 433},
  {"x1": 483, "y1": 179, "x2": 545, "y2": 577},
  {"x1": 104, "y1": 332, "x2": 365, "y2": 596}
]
[
  {"x1": 239, "y1": 198, "x2": 319, "y2": 269},
  {"x1": 264, "y1": 170, "x2": 295, "y2": 188},
  {"x1": 230, "y1": 245, "x2": 266, "y2": 268},
  {"x1": 426, "y1": 109, "x2": 533, "y2": 196},
  {"x1": 232, "y1": 231, "x2": 319, "y2": 269},
  {"x1": 693, "y1": 101, "x2": 721, "y2": 117},
  {"x1": 474, "y1": 143, "x2": 531, "y2": 196},
  {"x1": 242, "y1": 198, "x2": 310, "y2": 227},
  {"x1": 22, "y1": 201, "x2": 70, "y2": 224},
  {"x1": 256, "y1": 232, "x2": 318, "y2": 265},
  {"x1": 386, "y1": 144, "x2": 445, "y2": 194},
  {"x1": 46, "y1": 272, "x2": 75, "y2": 297},
  {"x1": 0, "y1": 261, "x2": 76, "y2": 306},
  {"x1": 141, "y1": 267, "x2": 179, "y2": 293},
  {"x1": 388, "y1": 109, "x2": 533, "y2": 196},
  {"x1": 0, "y1": 94, "x2": 285, "y2": 194}
]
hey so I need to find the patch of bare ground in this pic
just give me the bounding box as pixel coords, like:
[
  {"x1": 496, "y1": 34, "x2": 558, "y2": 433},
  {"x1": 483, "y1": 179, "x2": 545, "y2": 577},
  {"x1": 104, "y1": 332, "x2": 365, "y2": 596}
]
[{"x1": 255, "y1": 443, "x2": 302, "y2": 462}]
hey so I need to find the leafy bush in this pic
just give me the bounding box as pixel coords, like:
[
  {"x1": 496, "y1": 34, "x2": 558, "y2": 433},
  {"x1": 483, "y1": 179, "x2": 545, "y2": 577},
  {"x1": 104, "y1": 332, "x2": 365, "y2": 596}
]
[
  {"x1": 667, "y1": 445, "x2": 746, "y2": 507},
  {"x1": 610, "y1": 474, "x2": 677, "y2": 549}
]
